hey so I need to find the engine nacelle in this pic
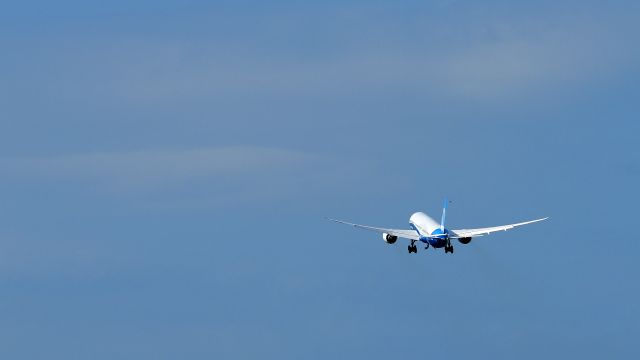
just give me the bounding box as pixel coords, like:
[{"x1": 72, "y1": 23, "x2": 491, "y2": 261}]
[
  {"x1": 458, "y1": 237, "x2": 472, "y2": 245},
  {"x1": 382, "y1": 233, "x2": 398, "y2": 244}
]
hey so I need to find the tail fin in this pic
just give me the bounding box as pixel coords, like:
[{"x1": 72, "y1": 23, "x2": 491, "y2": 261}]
[{"x1": 440, "y1": 197, "x2": 448, "y2": 231}]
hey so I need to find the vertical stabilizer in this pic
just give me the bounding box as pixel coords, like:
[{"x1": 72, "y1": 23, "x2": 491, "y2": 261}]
[{"x1": 440, "y1": 198, "x2": 448, "y2": 231}]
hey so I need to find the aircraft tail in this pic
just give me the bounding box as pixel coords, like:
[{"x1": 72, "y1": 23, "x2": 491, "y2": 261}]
[{"x1": 440, "y1": 198, "x2": 448, "y2": 231}]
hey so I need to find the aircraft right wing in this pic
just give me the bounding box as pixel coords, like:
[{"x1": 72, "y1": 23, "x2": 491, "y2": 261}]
[
  {"x1": 451, "y1": 217, "x2": 548, "y2": 238},
  {"x1": 327, "y1": 218, "x2": 421, "y2": 241}
]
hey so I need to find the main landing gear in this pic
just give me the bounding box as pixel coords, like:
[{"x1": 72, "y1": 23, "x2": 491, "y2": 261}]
[
  {"x1": 444, "y1": 243, "x2": 454, "y2": 254},
  {"x1": 408, "y1": 240, "x2": 418, "y2": 254}
]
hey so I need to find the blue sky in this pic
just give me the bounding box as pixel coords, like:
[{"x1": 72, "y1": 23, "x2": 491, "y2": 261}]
[{"x1": 0, "y1": 1, "x2": 639, "y2": 358}]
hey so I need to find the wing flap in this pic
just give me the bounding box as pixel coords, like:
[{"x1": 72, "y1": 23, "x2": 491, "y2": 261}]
[
  {"x1": 328, "y1": 218, "x2": 421, "y2": 241},
  {"x1": 452, "y1": 217, "x2": 548, "y2": 238}
]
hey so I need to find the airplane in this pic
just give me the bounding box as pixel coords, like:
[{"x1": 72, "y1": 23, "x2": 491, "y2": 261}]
[{"x1": 329, "y1": 199, "x2": 547, "y2": 254}]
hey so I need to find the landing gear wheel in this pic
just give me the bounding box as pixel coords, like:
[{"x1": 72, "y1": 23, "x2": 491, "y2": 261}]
[{"x1": 408, "y1": 245, "x2": 412, "y2": 253}]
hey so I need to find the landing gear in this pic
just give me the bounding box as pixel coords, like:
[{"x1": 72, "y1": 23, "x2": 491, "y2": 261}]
[
  {"x1": 444, "y1": 243, "x2": 454, "y2": 254},
  {"x1": 408, "y1": 240, "x2": 418, "y2": 254},
  {"x1": 424, "y1": 242, "x2": 430, "y2": 250}
]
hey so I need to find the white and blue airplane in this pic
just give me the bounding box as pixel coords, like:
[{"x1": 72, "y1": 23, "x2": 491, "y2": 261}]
[{"x1": 329, "y1": 199, "x2": 547, "y2": 254}]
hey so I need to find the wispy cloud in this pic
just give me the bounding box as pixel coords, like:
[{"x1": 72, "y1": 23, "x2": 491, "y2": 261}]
[
  {"x1": 0, "y1": 146, "x2": 392, "y2": 202},
  {"x1": 13, "y1": 10, "x2": 634, "y2": 106},
  {"x1": 0, "y1": 232, "x2": 109, "y2": 277},
  {"x1": 433, "y1": 18, "x2": 633, "y2": 100},
  {"x1": 1, "y1": 146, "x2": 308, "y2": 189}
]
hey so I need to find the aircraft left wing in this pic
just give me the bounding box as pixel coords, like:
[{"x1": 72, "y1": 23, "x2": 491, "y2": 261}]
[
  {"x1": 451, "y1": 217, "x2": 548, "y2": 238},
  {"x1": 328, "y1": 218, "x2": 421, "y2": 241}
]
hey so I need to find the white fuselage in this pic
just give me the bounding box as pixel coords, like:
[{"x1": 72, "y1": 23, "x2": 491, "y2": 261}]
[{"x1": 409, "y1": 212, "x2": 450, "y2": 248}]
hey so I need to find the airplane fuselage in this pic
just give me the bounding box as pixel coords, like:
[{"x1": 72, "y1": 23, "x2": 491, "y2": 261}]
[{"x1": 409, "y1": 212, "x2": 450, "y2": 248}]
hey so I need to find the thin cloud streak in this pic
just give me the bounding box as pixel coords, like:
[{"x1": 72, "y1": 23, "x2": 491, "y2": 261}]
[
  {"x1": 0, "y1": 147, "x2": 394, "y2": 202},
  {"x1": 8, "y1": 12, "x2": 635, "y2": 106},
  {"x1": 0, "y1": 146, "x2": 308, "y2": 188}
]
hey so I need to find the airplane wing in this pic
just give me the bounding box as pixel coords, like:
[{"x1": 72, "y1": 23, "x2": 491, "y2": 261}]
[
  {"x1": 451, "y1": 217, "x2": 548, "y2": 238},
  {"x1": 327, "y1": 218, "x2": 421, "y2": 241}
]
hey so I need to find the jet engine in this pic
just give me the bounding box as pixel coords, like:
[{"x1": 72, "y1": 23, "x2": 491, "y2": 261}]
[
  {"x1": 458, "y1": 237, "x2": 472, "y2": 244},
  {"x1": 382, "y1": 233, "x2": 398, "y2": 244}
]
